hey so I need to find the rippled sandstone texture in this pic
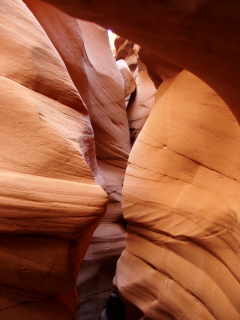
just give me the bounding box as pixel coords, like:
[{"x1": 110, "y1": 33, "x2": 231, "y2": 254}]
[
  {"x1": 22, "y1": 2, "x2": 131, "y2": 318},
  {"x1": 116, "y1": 69, "x2": 240, "y2": 319},
  {"x1": 0, "y1": 0, "x2": 132, "y2": 318},
  {"x1": 127, "y1": 58, "x2": 156, "y2": 145},
  {"x1": 41, "y1": 0, "x2": 240, "y2": 121},
  {"x1": 41, "y1": 1, "x2": 240, "y2": 319},
  {"x1": 113, "y1": 40, "x2": 156, "y2": 144},
  {"x1": 115, "y1": 37, "x2": 138, "y2": 79}
]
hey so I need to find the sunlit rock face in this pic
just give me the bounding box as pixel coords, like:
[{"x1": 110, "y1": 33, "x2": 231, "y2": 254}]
[
  {"x1": 3, "y1": 0, "x2": 240, "y2": 319},
  {"x1": 127, "y1": 58, "x2": 156, "y2": 145},
  {"x1": 21, "y1": 1, "x2": 131, "y2": 319},
  {"x1": 115, "y1": 37, "x2": 138, "y2": 80},
  {"x1": 0, "y1": 0, "x2": 133, "y2": 318},
  {"x1": 116, "y1": 59, "x2": 136, "y2": 100},
  {"x1": 41, "y1": 0, "x2": 240, "y2": 122},
  {"x1": 114, "y1": 41, "x2": 157, "y2": 145},
  {"x1": 115, "y1": 69, "x2": 240, "y2": 319}
]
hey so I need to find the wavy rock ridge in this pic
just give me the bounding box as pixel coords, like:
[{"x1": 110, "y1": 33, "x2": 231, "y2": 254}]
[{"x1": 1, "y1": 0, "x2": 240, "y2": 319}]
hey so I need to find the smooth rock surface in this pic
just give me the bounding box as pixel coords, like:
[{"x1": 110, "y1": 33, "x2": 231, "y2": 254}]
[
  {"x1": 115, "y1": 70, "x2": 240, "y2": 319},
  {"x1": 127, "y1": 58, "x2": 157, "y2": 144},
  {"x1": 41, "y1": 0, "x2": 240, "y2": 122},
  {"x1": 23, "y1": 1, "x2": 130, "y2": 318},
  {"x1": 3, "y1": 0, "x2": 240, "y2": 319},
  {"x1": 0, "y1": 0, "x2": 107, "y2": 318},
  {"x1": 116, "y1": 59, "x2": 136, "y2": 99},
  {"x1": 115, "y1": 37, "x2": 138, "y2": 80}
]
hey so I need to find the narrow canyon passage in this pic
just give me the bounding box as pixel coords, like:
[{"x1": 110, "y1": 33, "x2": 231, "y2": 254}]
[{"x1": 0, "y1": 1, "x2": 240, "y2": 320}]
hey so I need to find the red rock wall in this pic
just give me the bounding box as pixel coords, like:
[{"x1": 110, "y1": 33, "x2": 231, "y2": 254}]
[
  {"x1": 0, "y1": 0, "x2": 110, "y2": 318},
  {"x1": 127, "y1": 58, "x2": 156, "y2": 144},
  {"x1": 40, "y1": 1, "x2": 240, "y2": 319},
  {"x1": 2, "y1": 0, "x2": 240, "y2": 319},
  {"x1": 115, "y1": 69, "x2": 240, "y2": 319},
  {"x1": 17, "y1": 0, "x2": 131, "y2": 318},
  {"x1": 41, "y1": 0, "x2": 240, "y2": 122}
]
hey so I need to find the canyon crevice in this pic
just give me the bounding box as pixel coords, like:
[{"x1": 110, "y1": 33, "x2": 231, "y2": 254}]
[{"x1": 1, "y1": 0, "x2": 240, "y2": 319}]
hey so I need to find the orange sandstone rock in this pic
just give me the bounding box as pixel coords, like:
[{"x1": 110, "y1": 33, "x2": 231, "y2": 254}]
[
  {"x1": 41, "y1": 0, "x2": 240, "y2": 122},
  {"x1": 116, "y1": 59, "x2": 136, "y2": 99},
  {"x1": 127, "y1": 58, "x2": 157, "y2": 144},
  {"x1": 115, "y1": 37, "x2": 138, "y2": 77},
  {"x1": 23, "y1": 1, "x2": 130, "y2": 318},
  {"x1": 0, "y1": 0, "x2": 107, "y2": 318},
  {"x1": 126, "y1": 49, "x2": 182, "y2": 145},
  {"x1": 115, "y1": 70, "x2": 240, "y2": 319},
  {"x1": 113, "y1": 42, "x2": 157, "y2": 144},
  {"x1": 138, "y1": 48, "x2": 182, "y2": 88},
  {"x1": 4, "y1": 0, "x2": 240, "y2": 319}
]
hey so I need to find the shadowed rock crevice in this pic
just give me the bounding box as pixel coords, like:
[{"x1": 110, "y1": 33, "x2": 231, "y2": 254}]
[{"x1": 1, "y1": 1, "x2": 240, "y2": 319}]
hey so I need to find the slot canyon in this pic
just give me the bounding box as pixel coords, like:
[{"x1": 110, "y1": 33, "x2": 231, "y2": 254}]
[{"x1": 0, "y1": 0, "x2": 240, "y2": 319}]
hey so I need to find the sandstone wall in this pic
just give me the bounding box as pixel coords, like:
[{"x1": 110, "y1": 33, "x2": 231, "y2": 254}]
[
  {"x1": 40, "y1": 1, "x2": 240, "y2": 319},
  {"x1": 127, "y1": 58, "x2": 156, "y2": 145},
  {"x1": 2, "y1": 0, "x2": 240, "y2": 319},
  {"x1": 0, "y1": 0, "x2": 110, "y2": 318},
  {"x1": 115, "y1": 69, "x2": 240, "y2": 319},
  {"x1": 16, "y1": 0, "x2": 131, "y2": 318},
  {"x1": 41, "y1": 0, "x2": 240, "y2": 122}
]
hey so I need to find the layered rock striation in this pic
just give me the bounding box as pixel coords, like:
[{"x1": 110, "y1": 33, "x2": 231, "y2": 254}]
[
  {"x1": 0, "y1": 0, "x2": 115, "y2": 318},
  {"x1": 115, "y1": 69, "x2": 240, "y2": 319},
  {"x1": 40, "y1": 1, "x2": 240, "y2": 319},
  {"x1": 41, "y1": 0, "x2": 240, "y2": 122},
  {"x1": 2, "y1": 0, "x2": 240, "y2": 319},
  {"x1": 4, "y1": 0, "x2": 133, "y2": 318},
  {"x1": 22, "y1": 2, "x2": 131, "y2": 318}
]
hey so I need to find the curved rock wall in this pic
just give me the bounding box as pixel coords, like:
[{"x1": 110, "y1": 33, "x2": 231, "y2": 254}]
[
  {"x1": 39, "y1": 2, "x2": 240, "y2": 318},
  {"x1": 127, "y1": 58, "x2": 156, "y2": 145},
  {"x1": 15, "y1": 0, "x2": 131, "y2": 318},
  {"x1": 115, "y1": 69, "x2": 240, "y2": 319},
  {"x1": 0, "y1": 0, "x2": 108, "y2": 318},
  {"x1": 42, "y1": 0, "x2": 240, "y2": 122},
  {"x1": 2, "y1": 0, "x2": 240, "y2": 319}
]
